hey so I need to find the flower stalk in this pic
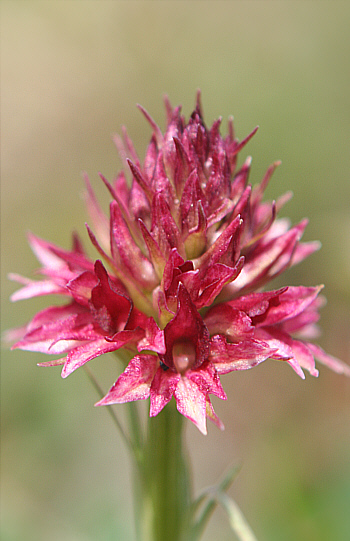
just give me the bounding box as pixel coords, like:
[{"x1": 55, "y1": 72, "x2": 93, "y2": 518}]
[{"x1": 132, "y1": 400, "x2": 191, "y2": 541}]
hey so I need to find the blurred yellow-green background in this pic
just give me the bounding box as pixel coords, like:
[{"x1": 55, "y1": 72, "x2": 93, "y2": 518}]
[{"x1": 1, "y1": 1, "x2": 350, "y2": 540}]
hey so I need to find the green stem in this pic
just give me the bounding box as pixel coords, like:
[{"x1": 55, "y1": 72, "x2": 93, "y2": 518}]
[{"x1": 134, "y1": 399, "x2": 192, "y2": 541}]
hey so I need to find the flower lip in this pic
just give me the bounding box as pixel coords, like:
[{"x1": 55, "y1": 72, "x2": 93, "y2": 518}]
[
  {"x1": 172, "y1": 339, "x2": 197, "y2": 374},
  {"x1": 159, "y1": 283, "x2": 210, "y2": 371}
]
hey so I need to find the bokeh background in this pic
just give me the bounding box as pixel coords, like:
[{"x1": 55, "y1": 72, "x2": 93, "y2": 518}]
[{"x1": 1, "y1": 1, "x2": 350, "y2": 540}]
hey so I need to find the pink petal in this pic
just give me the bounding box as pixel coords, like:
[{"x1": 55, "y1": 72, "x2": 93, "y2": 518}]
[
  {"x1": 110, "y1": 200, "x2": 157, "y2": 290},
  {"x1": 231, "y1": 221, "x2": 308, "y2": 292},
  {"x1": 25, "y1": 303, "x2": 86, "y2": 333},
  {"x1": 96, "y1": 355, "x2": 159, "y2": 405},
  {"x1": 254, "y1": 286, "x2": 323, "y2": 327},
  {"x1": 27, "y1": 233, "x2": 67, "y2": 269},
  {"x1": 37, "y1": 358, "x2": 66, "y2": 367},
  {"x1": 137, "y1": 318, "x2": 166, "y2": 354},
  {"x1": 227, "y1": 287, "x2": 287, "y2": 317},
  {"x1": 83, "y1": 173, "x2": 110, "y2": 251},
  {"x1": 138, "y1": 218, "x2": 167, "y2": 280},
  {"x1": 127, "y1": 159, "x2": 154, "y2": 203},
  {"x1": 209, "y1": 335, "x2": 276, "y2": 375},
  {"x1": 128, "y1": 178, "x2": 151, "y2": 227},
  {"x1": 9, "y1": 274, "x2": 66, "y2": 301},
  {"x1": 195, "y1": 214, "x2": 242, "y2": 272},
  {"x1": 86, "y1": 225, "x2": 154, "y2": 316},
  {"x1": 291, "y1": 240, "x2": 321, "y2": 266},
  {"x1": 291, "y1": 339, "x2": 319, "y2": 377},
  {"x1": 187, "y1": 361, "x2": 227, "y2": 400},
  {"x1": 66, "y1": 271, "x2": 98, "y2": 305},
  {"x1": 151, "y1": 193, "x2": 185, "y2": 258},
  {"x1": 175, "y1": 377, "x2": 207, "y2": 435},
  {"x1": 196, "y1": 259, "x2": 244, "y2": 308},
  {"x1": 206, "y1": 396, "x2": 225, "y2": 430},
  {"x1": 150, "y1": 367, "x2": 180, "y2": 416},
  {"x1": 61, "y1": 329, "x2": 141, "y2": 378},
  {"x1": 13, "y1": 313, "x2": 96, "y2": 354},
  {"x1": 306, "y1": 343, "x2": 350, "y2": 376},
  {"x1": 89, "y1": 260, "x2": 132, "y2": 335},
  {"x1": 136, "y1": 104, "x2": 164, "y2": 148},
  {"x1": 254, "y1": 327, "x2": 305, "y2": 379},
  {"x1": 204, "y1": 304, "x2": 254, "y2": 341}
]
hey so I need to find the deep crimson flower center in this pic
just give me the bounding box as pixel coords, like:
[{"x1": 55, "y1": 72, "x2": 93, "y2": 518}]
[{"x1": 172, "y1": 339, "x2": 196, "y2": 374}]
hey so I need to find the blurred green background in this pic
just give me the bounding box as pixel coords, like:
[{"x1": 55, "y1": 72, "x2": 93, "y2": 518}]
[{"x1": 1, "y1": 1, "x2": 350, "y2": 540}]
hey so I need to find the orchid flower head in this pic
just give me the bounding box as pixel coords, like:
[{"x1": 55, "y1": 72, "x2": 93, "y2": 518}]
[{"x1": 9, "y1": 92, "x2": 350, "y2": 434}]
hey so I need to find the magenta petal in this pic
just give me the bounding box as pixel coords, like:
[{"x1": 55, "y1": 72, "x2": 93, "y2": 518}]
[
  {"x1": 204, "y1": 304, "x2": 254, "y2": 341},
  {"x1": 66, "y1": 271, "x2": 98, "y2": 305},
  {"x1": 175, "y1": 378, "x2": 207, "y2": 435},
  {"x1": 196, "y1": 260, "x2": 244, "y2": 308},
  {"x1": 83, "y1": 174, "x2": 110, "y2": 251},
  {"x1": 13, "y1": 315, "x2": 96, "y2": 354},
  {"x1": 180, "y1": 170, "x2": 207, "y2": 231},
  {"x1": 27, "y1": 233, "x2": 67, "y2": 269},
  {"x1": 152, "y1": 193, "x2": 185, "y2": 258},
  {"x1": 61, "y1": 328, "x2": 143, "y2": 378},
  {"x1": 254, "y1": 327, "x2": 305, "y2": 379},
  {"x1": 162, "y1": 248, "x2": 185, "y2": 292},
  {"x1": 306, "y1": 343, "x2": 350, "y2": 376},
  {"x1": 187, "y1": 361, "x2": 227, "y2": 400},
  {"x1": 127, "y1": 159, "x2": 154, "y2": 203},
  {"x1": 172, "y1": 136, "x2": 192, "y2": 197},
  {"x1": 137, "y1": 104, "x2": 164, "y2": 148},
  {"x1": 137, "y1": 318, "x2": 166, "y2": 354},
  {"x1": 43, "y1": 240, "x2": 94, "y2": 273},
  {"x1": 254, "y1": 286, "x2": 323, "y2": 327},
  {"x1": 9, "y1": 274, "x2": 66, "y2": 301},
  {"x1": 291, "y1": 240, "x2": 321, "y2": 266},
  {"x1": 142, "y1": 135, "x2": 158, "y2": 184},
  {"x1": 11, "y1": 304, "x2": 91, "y2": 353},
  {"x1": 138, "y1": 218, "x2": 167, "y2": 280},
  {"x1": 110, "y1": 200, "x2": 157, "y2": 290},
  {"x1": 290, "y1": 339, "x2": 319, "y2": 377},
  {"x1": 13, "y1": 335, "x2": 84, "y2": 355},
  {"x1": 150, "y1": 367, "x2": 180, "y2": 416},
  {"x1": 279, "y1": 295, "x2": 323, "y2": 336},
  {"x1": 206, "y1": 396, "x2": 225, "y2": 430},
  {"x1": 209, "y1": 335, "x2": 276, "y2": 375},
  {"x1": 37, "y1": 358, "x2": 66, "y2": 367},
  {"x1": 227, "y1": 288, "x2": 287, "y2": 317},
  {"x1": 89, "y1": 260, "x2": 132, "y2": 334},
  {"x1": 25, "y1": 303, "x2": 87, "y2": 333},
  {"x1": 129, "y1": 177, "x2": 151, "y2": 227},
  {"x1": 96, "y1": 355, "x2": 159, "y2": 406},
  {"x1": 195, "y1": 214, "x2": 242, "y2": 272},
  {"x1": 232, "y1": 221, "x2": 308, "y2": 291},
  {"x1": 230, "y1": 156, "x2": 251, "y2": 199},
  {"x1": 61, "y1": 338, "x2": 123, "y2": 377}
]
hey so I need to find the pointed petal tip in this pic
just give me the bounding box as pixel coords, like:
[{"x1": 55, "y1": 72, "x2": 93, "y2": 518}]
[
  {"x1": 94, "y1": 397, "x2": 106, "y2": 407},
  {"x1": 60, "y1": 366, "x2": 70, "y2": 378},
  {"x1": 37, "y1": 358, "x2": 65, "y2": 368},
  {"x1": 136, "y1": 104, "x2": 163, "y2": 145}
]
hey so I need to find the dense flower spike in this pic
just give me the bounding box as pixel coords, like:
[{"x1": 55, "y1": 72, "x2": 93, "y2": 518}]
[{"x1": 10, "y1": 93, "x2": 350, "y2": 434}]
